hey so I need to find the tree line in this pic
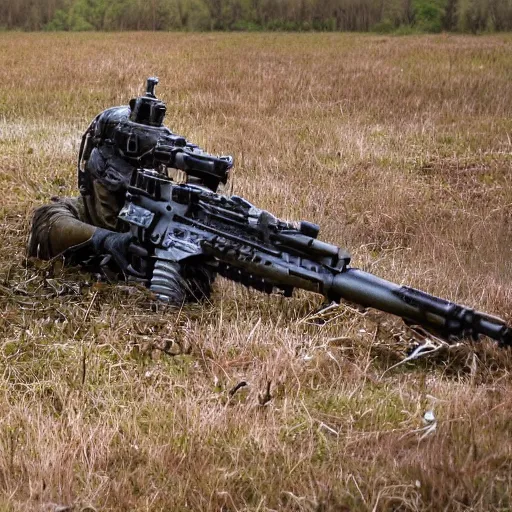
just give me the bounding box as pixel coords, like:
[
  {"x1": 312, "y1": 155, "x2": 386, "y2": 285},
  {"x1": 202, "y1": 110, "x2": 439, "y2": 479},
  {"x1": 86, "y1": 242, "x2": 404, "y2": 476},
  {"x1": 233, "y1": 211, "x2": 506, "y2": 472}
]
[{"x1": 1, "y1": 0, "x2": 511, "y2": 33}]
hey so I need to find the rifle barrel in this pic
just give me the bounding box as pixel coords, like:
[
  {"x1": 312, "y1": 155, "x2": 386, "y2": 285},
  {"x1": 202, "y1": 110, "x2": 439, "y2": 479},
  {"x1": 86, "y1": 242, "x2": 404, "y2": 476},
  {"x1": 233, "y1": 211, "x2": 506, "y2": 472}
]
[{"x1": 330, "y1": 268, "x2": 511, "y2": 346}]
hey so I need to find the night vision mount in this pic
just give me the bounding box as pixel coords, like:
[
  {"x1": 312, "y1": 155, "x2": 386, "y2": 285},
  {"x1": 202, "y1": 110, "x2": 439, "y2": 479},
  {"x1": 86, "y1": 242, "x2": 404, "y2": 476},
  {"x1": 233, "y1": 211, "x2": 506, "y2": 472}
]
[
  {"x1": 129, "y1": 77, "x2": 167, "y2": 127},
  {"x1": 129, "y1": 76, "x2": 234, "y2": 191}
]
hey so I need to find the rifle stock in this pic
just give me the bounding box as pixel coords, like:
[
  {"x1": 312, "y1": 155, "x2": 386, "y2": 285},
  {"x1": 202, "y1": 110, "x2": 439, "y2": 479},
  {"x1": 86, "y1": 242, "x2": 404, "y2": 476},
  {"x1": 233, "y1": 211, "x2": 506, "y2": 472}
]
[{"x1": 119, "y1": 169, "x2": 511, "y2": 347}]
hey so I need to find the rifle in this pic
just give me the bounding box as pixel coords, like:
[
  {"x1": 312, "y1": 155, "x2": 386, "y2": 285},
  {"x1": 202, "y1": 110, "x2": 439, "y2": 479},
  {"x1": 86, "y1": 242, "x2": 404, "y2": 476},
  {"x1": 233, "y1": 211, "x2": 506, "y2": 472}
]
[{"x1": 118, "y1": 166, "x2": 512, "y2": 348}]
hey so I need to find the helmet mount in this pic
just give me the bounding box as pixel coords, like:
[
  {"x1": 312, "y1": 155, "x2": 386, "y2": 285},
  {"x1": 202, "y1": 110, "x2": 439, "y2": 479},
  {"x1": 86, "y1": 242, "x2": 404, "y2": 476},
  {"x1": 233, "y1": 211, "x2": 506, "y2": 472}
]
[{"x1": 129, "y1": 77, "x2": 167, "y2": 127}]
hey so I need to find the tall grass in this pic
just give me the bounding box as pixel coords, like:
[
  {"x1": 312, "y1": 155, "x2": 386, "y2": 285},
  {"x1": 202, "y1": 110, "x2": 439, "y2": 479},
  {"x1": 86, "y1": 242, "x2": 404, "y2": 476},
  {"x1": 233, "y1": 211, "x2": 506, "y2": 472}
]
[{"x1": 0, "y1": 32, "x2": 511, "y2": 511}]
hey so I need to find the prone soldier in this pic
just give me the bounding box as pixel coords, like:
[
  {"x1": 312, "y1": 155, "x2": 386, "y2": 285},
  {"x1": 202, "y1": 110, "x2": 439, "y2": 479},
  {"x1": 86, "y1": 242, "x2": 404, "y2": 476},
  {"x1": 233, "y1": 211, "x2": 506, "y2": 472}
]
[
  {"x1": 27, "y1": 79, "x2": 512, "y2": 347},
  {"x1": 28, "y1": 77, "x2": 232, "y2": 303}
]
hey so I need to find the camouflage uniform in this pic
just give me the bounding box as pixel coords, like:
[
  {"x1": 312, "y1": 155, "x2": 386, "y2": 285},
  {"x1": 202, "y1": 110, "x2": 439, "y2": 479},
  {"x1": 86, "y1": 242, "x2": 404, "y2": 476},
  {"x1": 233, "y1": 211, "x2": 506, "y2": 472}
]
[{"x1": 27, "y1": 145, "x2": 134, "y2": 261}]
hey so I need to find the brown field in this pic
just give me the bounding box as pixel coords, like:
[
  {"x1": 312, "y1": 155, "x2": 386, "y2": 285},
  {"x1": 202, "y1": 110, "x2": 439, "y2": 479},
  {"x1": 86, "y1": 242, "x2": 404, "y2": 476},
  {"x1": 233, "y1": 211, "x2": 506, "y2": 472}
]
[{"x1": 0, "y1": 32, "x2": 511, "y2": 511}]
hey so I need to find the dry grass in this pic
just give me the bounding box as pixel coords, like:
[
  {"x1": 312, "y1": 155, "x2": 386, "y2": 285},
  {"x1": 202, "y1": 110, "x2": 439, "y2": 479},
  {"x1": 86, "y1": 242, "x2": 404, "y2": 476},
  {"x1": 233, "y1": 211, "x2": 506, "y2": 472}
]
[{"x1": 0, "y1": 32, "x2": 511, "y2": 511}]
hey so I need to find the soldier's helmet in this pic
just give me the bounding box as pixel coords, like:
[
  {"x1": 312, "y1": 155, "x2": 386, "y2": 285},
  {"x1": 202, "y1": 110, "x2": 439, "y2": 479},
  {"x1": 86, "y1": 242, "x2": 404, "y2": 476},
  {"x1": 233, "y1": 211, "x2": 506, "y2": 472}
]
[{"x1": 78, "y1": 77, "x2": 171, "y2": 195}]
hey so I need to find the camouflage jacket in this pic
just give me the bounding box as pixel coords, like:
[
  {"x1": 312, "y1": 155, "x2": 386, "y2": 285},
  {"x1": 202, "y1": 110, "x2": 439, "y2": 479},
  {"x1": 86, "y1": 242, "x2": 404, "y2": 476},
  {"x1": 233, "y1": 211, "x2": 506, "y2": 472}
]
[{"x1": 28, "y1": 145, "x2": 133, "y2": 260}]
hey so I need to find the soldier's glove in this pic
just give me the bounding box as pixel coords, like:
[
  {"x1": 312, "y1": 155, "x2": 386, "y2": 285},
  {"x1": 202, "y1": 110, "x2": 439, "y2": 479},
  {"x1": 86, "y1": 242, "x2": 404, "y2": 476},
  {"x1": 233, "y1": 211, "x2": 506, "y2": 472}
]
[{"x1": 91, "y1": 228, "x2": 148, "y2": 281}]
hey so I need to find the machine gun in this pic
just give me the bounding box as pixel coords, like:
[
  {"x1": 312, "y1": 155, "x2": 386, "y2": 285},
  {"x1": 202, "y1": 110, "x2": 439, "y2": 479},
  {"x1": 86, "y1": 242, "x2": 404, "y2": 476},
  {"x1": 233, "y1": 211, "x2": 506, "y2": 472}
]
[{"x1": 119, "y1": 167, "x2": 512, "y2": 347}]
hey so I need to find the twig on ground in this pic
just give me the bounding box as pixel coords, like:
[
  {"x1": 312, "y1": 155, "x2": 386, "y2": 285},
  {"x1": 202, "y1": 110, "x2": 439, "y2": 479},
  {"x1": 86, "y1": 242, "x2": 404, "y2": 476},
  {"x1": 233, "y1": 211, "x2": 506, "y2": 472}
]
[
  {"x1": 228, "y1": 380, "x2": 248, "y2": 397},
  {"x1": 258, "y1": 380, "x2": 272, "y2": 406}
]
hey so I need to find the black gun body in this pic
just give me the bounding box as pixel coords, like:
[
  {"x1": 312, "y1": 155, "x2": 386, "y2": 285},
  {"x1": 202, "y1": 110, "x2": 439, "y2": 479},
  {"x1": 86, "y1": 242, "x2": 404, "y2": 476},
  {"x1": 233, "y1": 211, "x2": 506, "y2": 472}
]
[{"x1": 119, "y1": 170, "x2": 511, "y2": 347}]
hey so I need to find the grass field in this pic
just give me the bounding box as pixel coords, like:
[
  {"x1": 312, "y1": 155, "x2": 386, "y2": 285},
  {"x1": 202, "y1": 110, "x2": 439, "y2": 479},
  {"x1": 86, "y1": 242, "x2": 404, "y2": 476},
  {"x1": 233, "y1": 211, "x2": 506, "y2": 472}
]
[{"x1": 0, "y1": 32, "x2": 511, "y2": 511}]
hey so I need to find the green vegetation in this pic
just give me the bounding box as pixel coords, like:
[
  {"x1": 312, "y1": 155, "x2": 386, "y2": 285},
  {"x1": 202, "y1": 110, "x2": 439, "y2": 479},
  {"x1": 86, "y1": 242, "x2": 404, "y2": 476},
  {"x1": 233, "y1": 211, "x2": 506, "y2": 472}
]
[{"x1": 1, "y1": 0, "x2": 511, "y2": 32}]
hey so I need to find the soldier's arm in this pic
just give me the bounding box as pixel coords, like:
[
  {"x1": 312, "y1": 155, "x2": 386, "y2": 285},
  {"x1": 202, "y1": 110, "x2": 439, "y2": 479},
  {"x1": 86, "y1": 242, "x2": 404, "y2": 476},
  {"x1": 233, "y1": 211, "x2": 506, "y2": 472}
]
[
  {"x1": 27, "y1": 197, "x2": 96, "y2": 259},
  {"x1": 27, "y1": 196, "x2": 148, "y2": 283}
]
